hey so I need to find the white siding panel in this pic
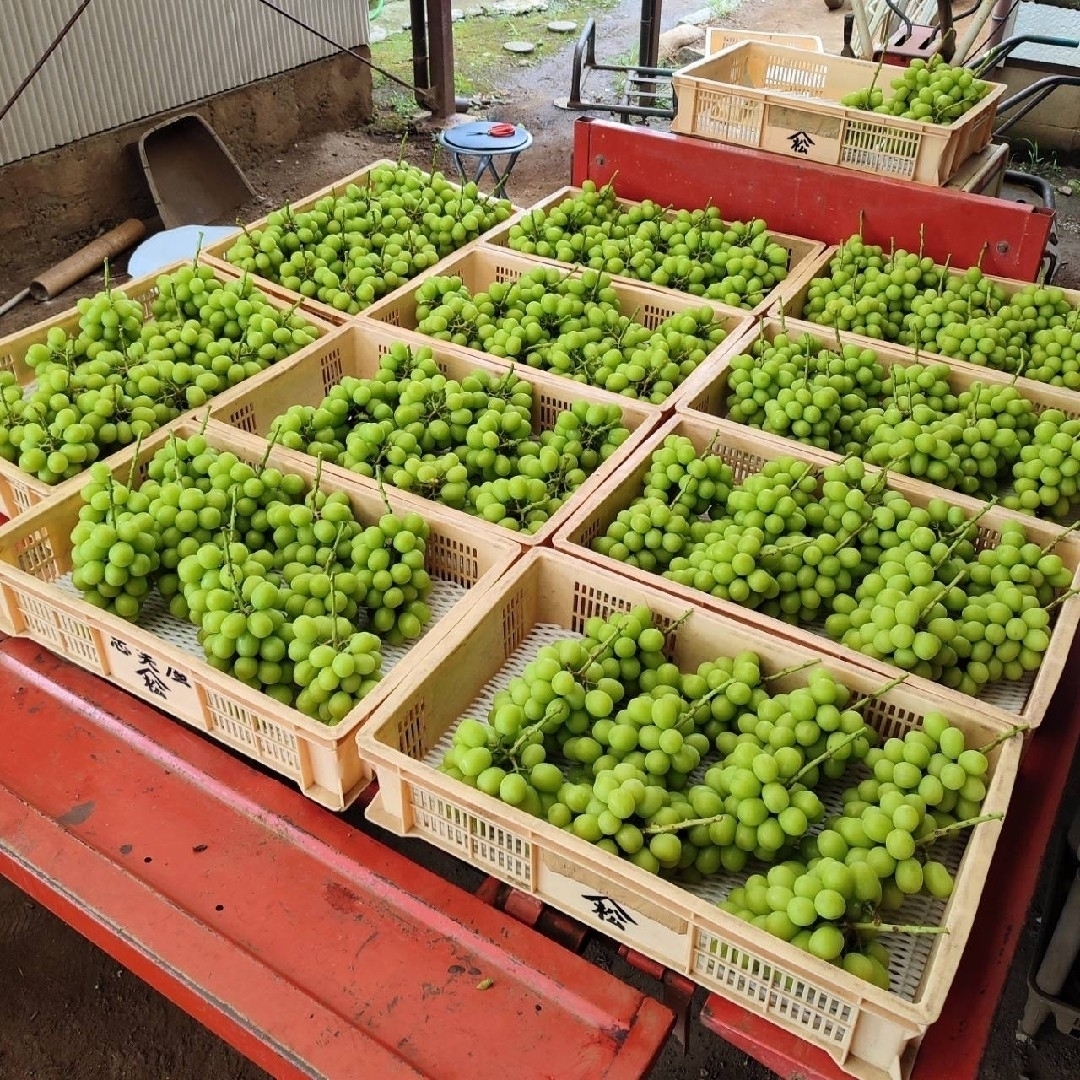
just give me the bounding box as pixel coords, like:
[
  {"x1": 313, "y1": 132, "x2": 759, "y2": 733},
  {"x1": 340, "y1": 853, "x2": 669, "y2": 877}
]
[{"x1": 0, "y1": 0, "x2": 368, "y2": 165}]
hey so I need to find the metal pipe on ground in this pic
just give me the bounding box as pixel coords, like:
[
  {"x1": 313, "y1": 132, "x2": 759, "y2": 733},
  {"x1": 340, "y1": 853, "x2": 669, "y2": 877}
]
[{"x1": 0, "y1": 219, "x2": 147, "y2": 319}]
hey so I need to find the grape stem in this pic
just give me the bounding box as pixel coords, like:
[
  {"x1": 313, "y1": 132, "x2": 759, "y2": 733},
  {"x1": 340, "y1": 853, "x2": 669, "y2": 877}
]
[
  {"x1": 1044, "y1": 586, "x2": 1080, "y2": 614},
  {"x1": 977, "y1": 723, "x2": 1028, "y2": 755},
  {"x1": 762, "y1": 658, "x2": 819, "y2": 682},
  {"x1": 506, "y1": 699, "x2": 567, "y2": 757},
  {"x1": 676, "y1": 674, "x2": 738, "y2": 729},
  {"x1": 787, "y1": 726, "x2": 868, "y2": 788},
  {"x1": 126, "y1": 431, "x2": 144, "y2": 492},
  {"x1": 934, "y1": 501, "x2": 995, "y2": 567},
  {"x1": 643, "y1": 812, "x2": 726, "y2": 835},
  {"x1": 848, "y1": 922, "x2": 949, "y2": 936},
  {"x1": 105, "y1": 474, "x2": 117, "y2": 526},
  {"x1": 936, "y1": 255, "x2": 951, "y2": 292},
  {"x1": 1040, "y1": 518, "x2": 1080, "y2": 555},
  {"x1": 308, "y1": 453, "x2": 325, "y2": 511},
  {"x1": 849, "y1": 672, "x2": 908, "y2": 712},
  {"x1": 916, "y1": 811, "x2": 1004, "y2": 848},
  {"x1": 919, "y1": 569, "x2": 967, "y2": 620},
  {"x1": 324, "y1": 523, "x2": 347, "y2": 573},
  {"x1": 257, "y1": 425, "x2": 280, "y2": 475},
  {"x1": 328, "y1": 571, "x2": 341, "y2": 648},
  {"x1": 373, "y1": 466, "x2": 395, "y2": 518},
  {"x1": 571, "y1": 614, "x2": 635, "y2": 678}
]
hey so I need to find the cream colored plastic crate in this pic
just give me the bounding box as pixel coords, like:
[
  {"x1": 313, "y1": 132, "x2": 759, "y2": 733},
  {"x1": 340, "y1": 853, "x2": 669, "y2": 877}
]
[
  {"x1": 705, "y1": 28, "x2": 825, "y2": 54},
  {"x1": 783, "y1": 246, "x2": 1080, "y2": 374},
  {"x1": 672, "y1": 43, "x2": 1007, "y2": 186},
  {"x1": 208, "y1": 319, "x2": 662, "y2": 547},
  {"x1": 201, "y1": 158, "x2": 519, "y2": 325},
  {"x1": 679, "y1": 314, "x2": 1080, "y2": 431},
  {"x1": 360, "y1": 245, "x2": 754, "y2": 408},
  {"x1": 944, "y1": 141, "x2": 1009, "y2": 197},
  {"x1": 482, "y1": 185, "x2": 825, "y2": 318},
  {"x1": 552, "y1": 413, "x2": 1080, "y2": 733},
  {"x1": 0, "y1": 262, "x2": 334, "y2": 522},
  {"x1": 0, "y1": 417, "x2": 521, "y2": 810},
  {"x1": 359, "y1": 548, "x2": 1020, "y2": 1080}
]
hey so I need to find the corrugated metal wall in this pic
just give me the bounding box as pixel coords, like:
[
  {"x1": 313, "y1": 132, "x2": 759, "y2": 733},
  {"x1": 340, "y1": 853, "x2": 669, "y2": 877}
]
[{"x1": 0, "y1": 0, "x2": 369, "y2": 166}]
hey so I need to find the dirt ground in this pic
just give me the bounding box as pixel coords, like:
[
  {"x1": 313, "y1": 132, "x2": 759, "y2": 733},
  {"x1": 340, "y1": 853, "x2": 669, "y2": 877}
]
[{"x1": 2, "y1": 1, "x2": 1080, "y2": 1078}]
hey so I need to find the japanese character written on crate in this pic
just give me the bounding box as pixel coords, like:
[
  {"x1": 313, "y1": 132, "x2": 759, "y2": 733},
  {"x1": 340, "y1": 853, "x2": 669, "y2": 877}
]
[
  {"x1": 135, "y1": 652, "x2": 170, "y2": 699},
  {"x1": 582, "y1": 894, "x2": 637, "y2": 931},
  {"x1": 788, "y1": 130, "x2": 814, "y2": 155},
  {"x1": 107, "y1": 637, "x2": 190, "y2": 700},
  {"x1": 109, "y1": 636, "x2": 132, "y2": 657}
]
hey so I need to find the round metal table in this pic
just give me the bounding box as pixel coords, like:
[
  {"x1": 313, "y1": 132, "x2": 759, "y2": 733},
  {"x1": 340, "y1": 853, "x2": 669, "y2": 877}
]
[{"x1": 437, "y1": 121, "x2": 533, "y2": 198}]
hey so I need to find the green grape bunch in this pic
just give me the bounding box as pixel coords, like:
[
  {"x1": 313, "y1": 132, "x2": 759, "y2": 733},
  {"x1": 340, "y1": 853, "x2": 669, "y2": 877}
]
[
  {"x1": 412, "y1": 265, "x2": 729, "y2": 404},
  {"x1": 68, "y1": 434, "x2": 439, "y2": 725},
  {"x1": 435, "y1": 600, "x2": 1019, "y2": 989},
  {"x1": 9, "y1": 262, "x2": 319, "y2": 488},
  {"x1": 506, "y1": 180, "x2": 791, "y2": 310},
  {"x1": 222, "y1": 163, "x2": 513, "y2": 315},
  {"x1": 592, "y1": 437, "x2": 1078, "y2": 701},
  {"x1": 841, "y1": 55, "x2": 993, "y2": 126},
  {"x1": 267, "y1": 341, "x2": 632, "y2": 535}
]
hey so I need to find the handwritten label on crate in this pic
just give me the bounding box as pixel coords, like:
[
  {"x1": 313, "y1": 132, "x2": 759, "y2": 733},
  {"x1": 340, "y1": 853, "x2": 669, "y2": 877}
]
[
  {"x1": 105, "y1": 634, "x2": 199, "y2": 714},
  {"x1": 762, "y1": 105, "x2": 841, "y2": 166},
  {"x1": 540, "y1": 851, "x2": 688, "y2": 958}
]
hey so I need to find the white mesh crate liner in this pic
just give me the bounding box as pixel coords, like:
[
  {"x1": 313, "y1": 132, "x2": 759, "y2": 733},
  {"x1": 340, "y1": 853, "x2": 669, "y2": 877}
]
[
  {"x1": 55, "y1": 573, "x2": 468, "y2": 684},
  {"x1": 421, "y1": 622, "x2": 974, "y2": 1005},
  {"x1": 791, "y1": 612, "x2": 1037, "y2": 716}
]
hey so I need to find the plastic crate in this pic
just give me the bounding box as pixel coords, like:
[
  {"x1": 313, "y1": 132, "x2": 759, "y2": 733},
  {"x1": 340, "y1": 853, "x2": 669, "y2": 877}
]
[
  {"x1": 704, "y1": 28, "x2": 825, "y2": 54},
  {"x1": 677, "y1": 313, "x2": 1080, "y2": 452},
  {"x1": 481, "y1": 185, "x2": 825, "y2": 319},
  {"x1": 944, "y1": 141, "x2": 1009, "y2": 197},
  {"x1": 358, "y1": 547, "x2": 1021, "y2": 1080},
  {"x1": 0, "y1": 417, "x2": 520, "y2": 810},
  {"x1": 200, "y1": 159, "x2": 520, "y2": 325},
  {"x1": 207, "y1": 319, "x2": 662, "y2": 547},
  {"x1": 360, "y1": 246, "x2": 754, "y2": 408},
  {"x1": 0, "y1": 261, "x2": 335, "y2": 522},
  {"x1": 782, "y1": 246, "x2": 1080, "y2": 358},
  {"x1": 671, "y1": 42, "x2": 1007, "y2": 186},
  {"x1": 1022, "y1": 825, "x2": 1080, "y2": 1039},
  {"x1": 552, "y1": 412, "x2": 1080, "y2": 733}
]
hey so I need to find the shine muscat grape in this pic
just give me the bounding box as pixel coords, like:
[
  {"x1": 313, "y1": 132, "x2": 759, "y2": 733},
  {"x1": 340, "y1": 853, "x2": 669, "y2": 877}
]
[
  {"x1": 411, "y1": 265, "x2": 729, "y2": 403},
  {"x1": 71, "y1": 435, "x2": 437, "y2": 724},
  {"x1": 841, "y1": 54, "x2": 993, "y2": 125},
  {"x1": 437, "y1": 606, "x2": 1015, "y2": 987},
  {"x1": 268, "y1": 340, "x2": 632, "y2": 534},
  {"x1": 505, "y1": 180, "x2": 792, "y2": 310},
  {"x1": 800, "y1": 234, "x2": 1080, "y2": 389},
  {"x1": 223, "y1": 162, "x2": 513, "y2": 315},
  {"x1": 592, "y1": 441, "x2": 1075, "y2": 699},
  {"x1": 8, "y1": 263, "x2": 319, "y2": 486},
  {"x1": 720, "y1": 328, "x2": 1080, "y2": 516}
]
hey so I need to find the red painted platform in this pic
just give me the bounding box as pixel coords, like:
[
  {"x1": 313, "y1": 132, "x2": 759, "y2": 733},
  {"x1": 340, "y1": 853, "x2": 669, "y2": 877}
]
[
  {"x1": 571, "y1": 118, "x2": 1053, "y2": 280},
  {"x1": 0, "y1": 636, "x2": 674, "y2": 1080}
]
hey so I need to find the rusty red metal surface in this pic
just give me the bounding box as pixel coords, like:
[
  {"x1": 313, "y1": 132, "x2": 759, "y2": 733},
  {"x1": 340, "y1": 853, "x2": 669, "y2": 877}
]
[
  {"x1": 571, "y1": 118, "x2": 1053, "y2": 280},
  {"x1": 0, "y1": 636, "x2": 674, "y2": 1080},
  {"x1": 699, "y1": 638, "x2": 1080, "y2": 1080}
]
